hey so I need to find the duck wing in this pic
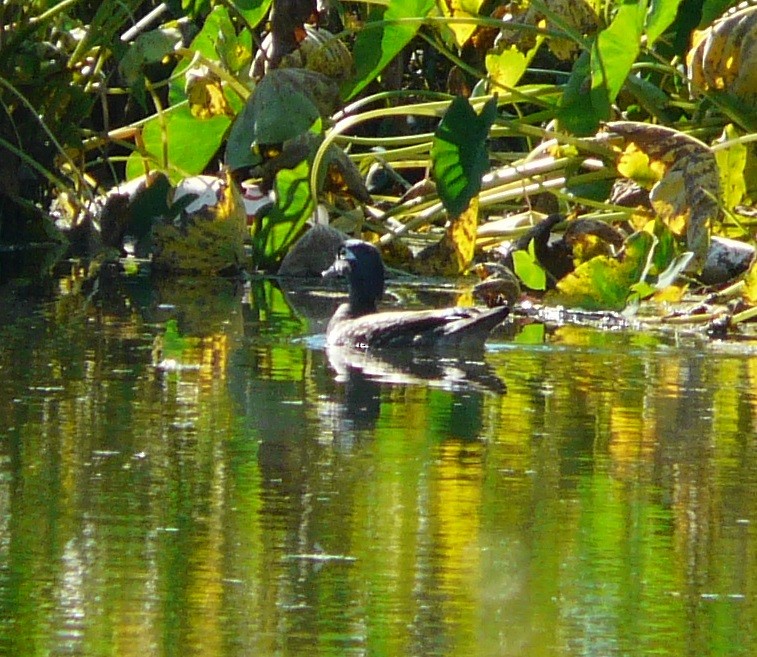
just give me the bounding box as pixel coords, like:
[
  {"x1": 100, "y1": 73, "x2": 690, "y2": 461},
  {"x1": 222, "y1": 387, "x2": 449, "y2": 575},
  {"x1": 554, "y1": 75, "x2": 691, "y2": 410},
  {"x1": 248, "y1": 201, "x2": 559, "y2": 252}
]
[{"x1": 327, "y1": 305, "x2": 510, "y2": 349}]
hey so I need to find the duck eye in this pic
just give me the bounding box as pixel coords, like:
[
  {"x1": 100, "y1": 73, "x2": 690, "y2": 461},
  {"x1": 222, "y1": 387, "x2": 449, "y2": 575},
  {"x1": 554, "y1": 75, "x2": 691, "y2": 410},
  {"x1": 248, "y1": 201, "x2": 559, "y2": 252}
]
[{"x1": 338, "y1": 245, "x2": 347, "y2": 259}]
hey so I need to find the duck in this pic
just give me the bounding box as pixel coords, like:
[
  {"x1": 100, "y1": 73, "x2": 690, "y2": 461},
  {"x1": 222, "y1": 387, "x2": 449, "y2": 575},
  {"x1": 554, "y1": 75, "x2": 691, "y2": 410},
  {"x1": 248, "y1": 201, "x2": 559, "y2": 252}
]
[{"x1": 322, "y1": 239, "x2": 510, "y2": 349}]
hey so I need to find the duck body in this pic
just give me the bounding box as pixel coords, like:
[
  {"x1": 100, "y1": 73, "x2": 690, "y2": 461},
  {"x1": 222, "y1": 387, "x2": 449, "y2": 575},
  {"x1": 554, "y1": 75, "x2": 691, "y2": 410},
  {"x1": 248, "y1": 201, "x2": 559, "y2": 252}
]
[{"x1": 323, "y1": 240, "x2": 510, "y2": 350}]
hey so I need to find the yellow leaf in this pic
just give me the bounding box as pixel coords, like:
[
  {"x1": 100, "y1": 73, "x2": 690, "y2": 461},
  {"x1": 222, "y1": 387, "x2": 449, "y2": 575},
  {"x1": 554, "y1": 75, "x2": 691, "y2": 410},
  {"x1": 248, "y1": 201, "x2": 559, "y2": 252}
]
[
  {"x1": 437, "y1": 0, "x2": 484, "y2": 49},
  {"x1": 617, "y1": 144, "x2": 665, "y2": 189},
  {"x1": 186, "y1": 68, "x2": 232, "y2": 119},
  {"x1": 485, "y1": 46, "x2": 528, "y2": 89},
  {"x1": 650, "y1": 168, "x2": 689, "y2": 236},
  {"x1": 715, "y1": 124, "x2": 747, "y2": 210},
  {"x1": 743, "y1": 259, "x2": 757, "y2": 305},
  {"x1": 686, "y1": 4, "x2": 757, "y2": 104},
  {"x1": 447, "y1": 195, "x2": 479, "y2": 270},
  {"x1": 547, "y1": 232, "x2": 654, "y2": 311},
  {"x1": 411, "y1": 197, "x2": 479, "y2": 275},
  {"x1": 606, "y1": 121, "x2": 720, "y2": 271},
  {"x1": 653, "y1": 283, "x2": 687, "y2": 303}
]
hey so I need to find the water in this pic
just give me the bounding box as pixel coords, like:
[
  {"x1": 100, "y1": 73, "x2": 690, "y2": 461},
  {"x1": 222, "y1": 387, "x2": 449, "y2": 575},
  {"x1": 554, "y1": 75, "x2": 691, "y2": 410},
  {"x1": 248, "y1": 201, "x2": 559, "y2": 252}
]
[{"x1": 0, "y1": 269, "x2": 754, "y2": 657}]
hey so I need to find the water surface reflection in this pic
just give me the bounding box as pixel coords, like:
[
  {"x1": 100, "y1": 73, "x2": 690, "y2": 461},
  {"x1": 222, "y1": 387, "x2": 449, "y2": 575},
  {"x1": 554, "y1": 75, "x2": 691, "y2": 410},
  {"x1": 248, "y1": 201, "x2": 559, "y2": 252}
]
[{"x1": 0, "y1": 273, "x2": 754, "y2": 657}]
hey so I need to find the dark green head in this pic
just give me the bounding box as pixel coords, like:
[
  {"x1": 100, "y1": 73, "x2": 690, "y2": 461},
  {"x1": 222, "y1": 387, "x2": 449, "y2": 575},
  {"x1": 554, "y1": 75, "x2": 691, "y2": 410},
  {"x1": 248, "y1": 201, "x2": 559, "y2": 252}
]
[{"x1": 323, "y1": 240, "x2": 385, "y2": 316}]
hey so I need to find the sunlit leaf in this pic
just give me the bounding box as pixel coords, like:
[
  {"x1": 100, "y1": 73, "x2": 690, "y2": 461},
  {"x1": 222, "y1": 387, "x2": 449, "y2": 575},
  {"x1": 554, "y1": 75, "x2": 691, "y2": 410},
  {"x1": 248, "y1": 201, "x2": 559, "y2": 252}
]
[
  {"x1": 617, "y1": 144, "x2": 665, "y2": 189},
  {"x1": 447, "y1": 197, "x2": 479, "y2": 272},
  {"x1": 548, "y1": 232, "x2": 655, "y2": 311},
  {"x1": 411, "y1": 198, "x2": 480, "y2": 275},
  {"x1": 169, "y1": 5, "x2": 237, "y2": 105},
  {"x1": 742, "y1": 258, "x2": 757, "y2": 305},
  {"x1": 495, "y1": 0, "x2": 596, "y2": 61},
  {"x1": 437, "y1": 0, "x2": 485, "y2": 49},
  {"x1": 645, "y1": 0, "x2": 685, "y2": 46},
  {"x1": 512, "y1": 240, "x2": 547, "y2": 291},
  {"x1": 234, "y1": 0, "x2": 273, "y2": 28},
  {"x1": 629, "y1": 280, "x2": 656, "y2": 303},
  {"x1": 653, "y1": 282, "x2": 687, "y2": 302},
  {"x1": 606, "y1": 121, "x2": 720, "y2": 271},
  {"x1": 715, "y1": 125, "x2": 747, "y2": 210},
  {"x1": 186, "y1": 67, "x2": 233, "y2": 119},
  {"x1": 485, "y1": 46, "x2": 528, "y2": 90},
  {"x1": 126, "y1": 105, "x2": 231, "y2": 181},
  {"x1": 253, "y1": 158, "x2": 314, "y2": 271},
  {"x1": 646, "y1": 218, "x2": 677, "y2": 275},
  {"x1": 686, "y1": 3, "x2": 757, "y2": 115},
  {"x1": 650, "y1": 169, "x2": 688, "y2": 235},
  {"x1": 590, "y1": 0, "x2": 645, "y2": 114},
  {"x1": 342, "y1": 0, "x2": 436, "y2": 99},
  {"x1": 431, "y1": 95, "x2": 497, "y2": 217},
  {"x1": 153, "y1": 173, "x2": 247, "y2": 273}
]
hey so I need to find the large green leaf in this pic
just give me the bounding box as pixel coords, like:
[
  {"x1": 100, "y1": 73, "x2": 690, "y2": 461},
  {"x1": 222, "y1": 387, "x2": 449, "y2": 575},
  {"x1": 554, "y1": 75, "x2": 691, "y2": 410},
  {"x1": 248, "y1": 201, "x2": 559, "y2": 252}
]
[
  {"x1": 558, "y1": 50, "x2": 603, "y2": 136},
  {"x1": 225, "y1": 68, "x2": 339, "y2": 170},
  {"x1": 228, "y1": 69, "x2": 337, "y2": 159},
  {"x1": 341, "y1": 0, "x2": 436, "y2": 100},
  {"x1": 225, "y1": 96, "x2": 263, "y2": 171},
  {"x1": 232, "y1": 0, "x2": 273, "y2": 28},
  {"x1": 645, "y1": 0, "x2": 685, "y2": 46},
  {"x1": 431, "y1": 96, "x2": 497, "y2": 217},
  {"x1": 126, "y1": 105, "x2": 231, "y2": 181},
  {"x1": 513, "y1": 240, "x2": 547, "y2": 291},
  {"x1": 590, "y1": 0, "x2": 646, "y2": 116},
  {"x1": 253, "y1": 158, "x2": 314, "y2": 271}
]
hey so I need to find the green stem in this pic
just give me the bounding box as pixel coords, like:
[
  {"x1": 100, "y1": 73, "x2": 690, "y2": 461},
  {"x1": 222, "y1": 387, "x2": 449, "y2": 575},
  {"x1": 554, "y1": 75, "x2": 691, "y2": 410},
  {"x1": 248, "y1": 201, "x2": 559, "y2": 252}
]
[{"x1": 30, "y1": 0, "x2": 83, "y2": 25}]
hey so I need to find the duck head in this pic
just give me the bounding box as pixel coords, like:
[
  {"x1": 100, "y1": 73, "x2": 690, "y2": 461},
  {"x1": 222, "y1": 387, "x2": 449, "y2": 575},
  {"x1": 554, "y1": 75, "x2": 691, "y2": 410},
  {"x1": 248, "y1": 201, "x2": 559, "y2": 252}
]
[{"x1": 323, "y1": 239, "x2": 385, "y2": 317}]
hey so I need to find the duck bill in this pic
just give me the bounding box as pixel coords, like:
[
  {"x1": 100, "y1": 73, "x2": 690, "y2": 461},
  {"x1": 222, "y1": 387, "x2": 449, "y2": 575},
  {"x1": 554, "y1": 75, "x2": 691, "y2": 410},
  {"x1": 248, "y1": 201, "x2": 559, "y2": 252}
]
[{"x1": 322, "y1": 258, "x2": 350, "y2": 279}]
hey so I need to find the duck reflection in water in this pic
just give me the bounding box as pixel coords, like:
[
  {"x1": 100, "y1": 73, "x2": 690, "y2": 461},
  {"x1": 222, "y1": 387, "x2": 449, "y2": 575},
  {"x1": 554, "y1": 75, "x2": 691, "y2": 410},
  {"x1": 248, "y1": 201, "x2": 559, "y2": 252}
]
[
  {"x1": 327, "y1": 355, "x2": 500, "y2": 438},
  {"x1": 321, "y1": 239, "x2": 509, "y2": 394}
]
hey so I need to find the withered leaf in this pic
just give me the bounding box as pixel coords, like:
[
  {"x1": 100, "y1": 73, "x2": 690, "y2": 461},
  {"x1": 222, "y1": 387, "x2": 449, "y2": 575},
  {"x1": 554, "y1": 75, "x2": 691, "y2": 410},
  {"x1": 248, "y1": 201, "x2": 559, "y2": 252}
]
[{"x1": 603, "y1": 121, "x2": 721, "y2": 271}]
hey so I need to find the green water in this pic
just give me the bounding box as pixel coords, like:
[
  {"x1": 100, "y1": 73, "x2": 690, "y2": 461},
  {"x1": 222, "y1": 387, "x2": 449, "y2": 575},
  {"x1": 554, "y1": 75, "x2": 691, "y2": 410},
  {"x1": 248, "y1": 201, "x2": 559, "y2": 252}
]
[{"x1": 0, "y1": 270, "x2": 754, "y2": 657}]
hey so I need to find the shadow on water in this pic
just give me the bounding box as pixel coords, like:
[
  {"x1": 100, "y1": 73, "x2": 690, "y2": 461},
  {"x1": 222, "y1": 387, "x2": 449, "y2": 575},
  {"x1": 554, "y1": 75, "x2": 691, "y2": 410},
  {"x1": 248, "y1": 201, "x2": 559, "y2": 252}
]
[{"x1": 0, "y1": 266, "x2": 755, "y2": 657}]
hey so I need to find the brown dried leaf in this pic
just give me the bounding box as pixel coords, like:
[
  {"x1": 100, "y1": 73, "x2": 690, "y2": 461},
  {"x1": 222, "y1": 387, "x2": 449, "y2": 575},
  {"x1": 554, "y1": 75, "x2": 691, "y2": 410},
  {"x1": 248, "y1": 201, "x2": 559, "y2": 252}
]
[
  {"x1": 603, "y1": 121, "x2": 721, "y2": 271},
  {"x1": 186, "y1": 67, "x2": 233, "y2": 119},
  {"x1": 496, "y1": 0, "x2": 598, "y2": 60},
  {"x1": 686, "y1": 4, "x2": 757, "y2": 105},
  {"x1": 411, "y1": 197, "x2": 480, "y2": 276}
]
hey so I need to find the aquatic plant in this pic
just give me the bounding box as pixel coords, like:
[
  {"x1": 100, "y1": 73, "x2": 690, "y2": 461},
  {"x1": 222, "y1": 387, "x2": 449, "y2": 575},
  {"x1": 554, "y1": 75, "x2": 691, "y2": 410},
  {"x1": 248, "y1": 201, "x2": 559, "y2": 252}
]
[{"x1": 3, "y1": 0, "x2": 757, "y2": 323}]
